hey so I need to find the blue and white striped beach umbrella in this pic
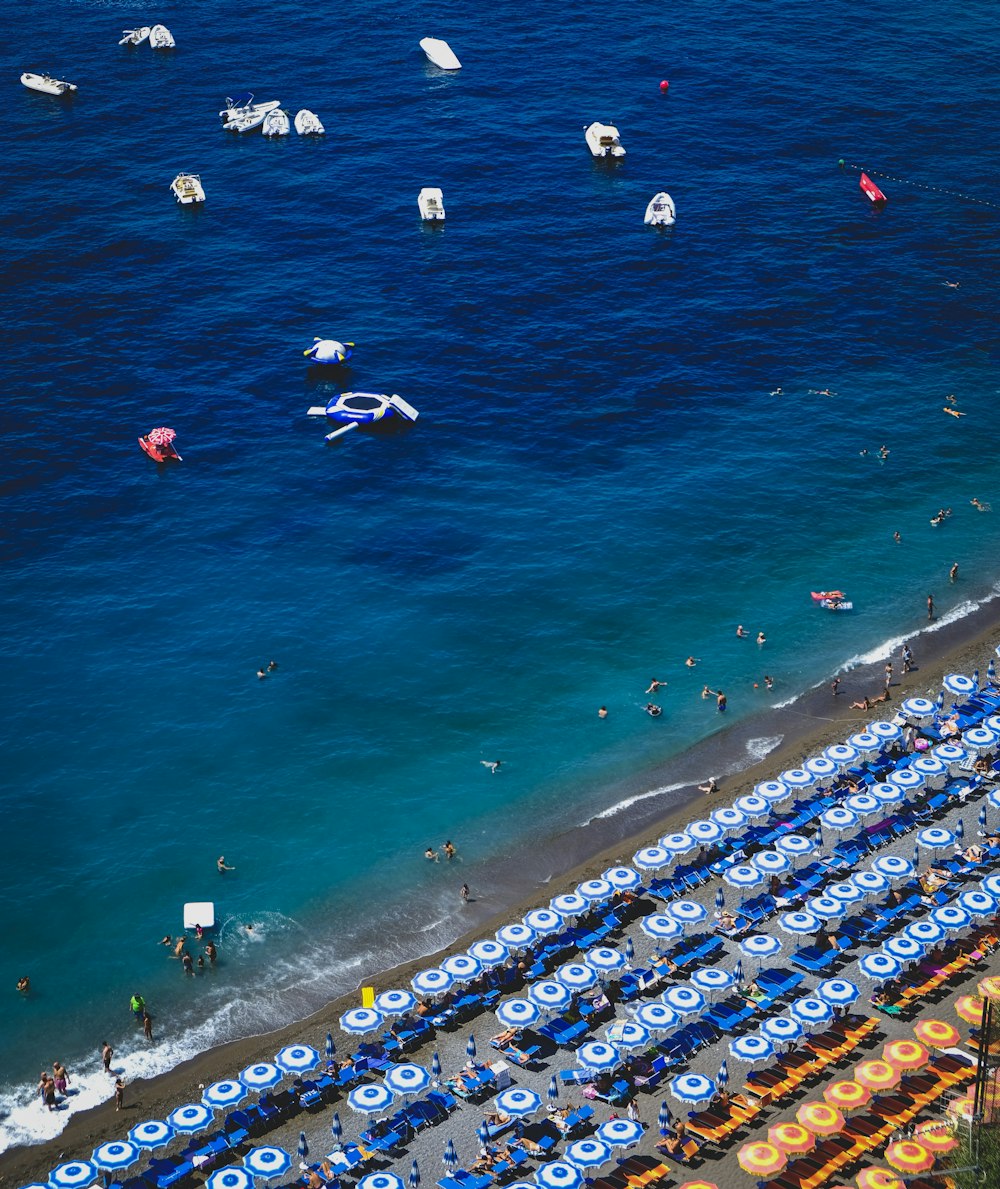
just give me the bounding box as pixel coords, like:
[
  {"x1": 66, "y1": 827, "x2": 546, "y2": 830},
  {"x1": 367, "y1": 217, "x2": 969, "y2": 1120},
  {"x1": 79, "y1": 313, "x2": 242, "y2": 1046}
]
[
  {"x1": 385, "y1": 1063, "x2": 431, "y2": 1098},
  {"x1": 912, "y1": 755, "x2": 950, "y2": 783},
  {"x1": 50, "y1": 1164, "x2": 97, "y2": 1189},
  {"x1": 935, "y1": 689, "x2": 947, "y2": 712},
  {"x1": 905, "y1": 919, "x2": 946, "y2": 946},
  {"x1": 870, "y1": 782, "x2": 906, "y2": 806},
  {"x1": 867, "y1": 720, "x2": 902, "y2": 742},
  {"x1": 687, "y1": 820, "x2": 724, "y2": 846},
  {"x1": 821, "y1": 807, "x2": 859, "y2": 833},
  {"x1": 846, "y1": 793, "x2": 882, "y2": 817},
  {"x1": 565, "y1": 1139, "x2": 613, "y2": 1171},
  {"x1": 872, "y1": 854, "x2": 914, "y2": 881},
  {"x1": 548, "y1": 1074, "x2": 559, "y2": 1104},
  {"x1": 715, "y1": 885, "x2": 726, "y2": 912},
  {"x1": 625, "y1": 936, "x2": 635, "y2": 965},
  {"x1": 991, "y1": 656, "x2": 998, "y2": 679},
  {"x1": 202, "y1": 1080, "x2": 247, "y2": 1110},
  {"x1": 348, "y1": 1083, "x2": 396, "y2": 1115},
  {"x1": 662, "y1": 985, "x2": 706, "y2": 1016},
  {"x1": 534, "y1": 1162, "x2": 584, "y2": 1189},
  {"x1": 666, "y1": 899, "x2": 708, "y2": 927},
  {"x1": 691, "y1": 967, "x2": 736, "y2": 999},
  {"x1": 711, "y1": 806, "x2": 749, "y2": 832},
  {"x1": 957, "y1": 818, "x2": 966, "y2": 841},
  {"x1": 966, "y1": 726, "x2": 1000, "y2": 754},
  {"x1": 775, "y1": 834, "x2": 816, "y2": 860},
  {"x1": 657, "y1": 1102, "x2": 674, "y2": 1137},
  {"x1": 807, "y1": 896, "x2": 846, "y2": 920},
  {"x1": 529, "y1": 979, "x2": 572, "y2": 1014},
  {"x1": 375, "y1": 989, "x2": 419, "y2": 1016},
  {"x1": 931, "y1": 905, "x2": 973, "y2": 932},
  {"x1": 959, "y1": 890, "x2": 997, "y2": 916},
  {"x1": 243, "y1": 1148, "x2": 292, "y2": 1181},
  {"x1": 761, "y1": 1016, "x2": 803, "y2": 1044},
  {"x1": 751, "y1": 850, "x2": 791, "y2": 876},
  {"x1": 659, "y1": 833, "x2": 697, "y2": 858},
  {"x1": 466, "y1": 1034, "x2": 478, "y2": 1061},
  {"x1": 756, "y1": 779, "x2": 793, "y2": 802},
  {"x1": 901, "y1": 697, "x2": 936, "y2": 720},
  {"x1": 848, "y1": 732, "x2": 882, "y2": 757},
  {"x1": 944, "y1": 673, "x2": 977, "y2": 697},
  {"x1": 734, "y1": 957, "x2": 744, "y2": 984},
  {"x1": 556, "y1": 963, "x2": 598, "y2": 991},
  {"x1": 779, "y1": 910, "x2": 821, "y2": 935},
  {"x1": 128, "y1": 1121, "x2": 175, "y2": 1149},
  {"x1": 724, "y1": 864, "x2": 765, "y2": 889},
  {"x1": 576, "y1": 1041, "x2": 621, "y2": 1072},
  {"x1": 275, "y1": 1045, "x2": 320, "y2": 1075},
  {"x1": 640, "y1": 914, "x2": 683, "y2": 941},
  {"x1": 167, "y1": 1103, "x2": 214, "y2": 1134},
  {"x1": 888, "y1": 768, "x2": 925, "y2": 794},
  {"x1": 359, "y1": 1176, "x2": 403, "y2": 1189},
  {"x1": 825, "y1": 743, "x2": 860, "y2": 769},
  {"x1": 982, "y1": 874, "x2": 1000, "y2": 898},
  {"x1": 826, "y1": 881, "x2": 865, "y2": 906},
  {"x1": 635, "y1": 1002, "x2": 679, "y2": 1033},
  {"x1": 884, "y1": 936, "x2": 926, "y2": 964},
  {"x1": 918, "y1": 827, "x2": 956, "y2": 850},
  {"x1": 442, "y1": 1140, "x2": 458, "y2": 1173},
  {"x1": 816, "y1": 979, "x2": 859, "y2": 1007},
  {"x1": 550, "y1": 893, "x2": 590, "y2": 917},
  {"x1": 669, "y1": 1072, "x2": 716, "y2": 1106},
  {"x1": 934, "y1": 742, "x2": 969, "y2": 769},
  {"x1": 729, "y1": 1035, "x2": 775, "y2": 1064},
  {"x1": 496, "y1": 923, "x2": 537, "y2": 950},
  {"x1": 739, "y1": 934, "x2": 782, "y2": 961},
  {"x1": 409, "y1": 1160, "x2": 420, "y2": 1189},
  {"x1": 523, "y1": 909, "x2": 564, "y2": 937},
  {"x1": 496, "y1": 997, "x2": 541, "y2": 1029},
  {"x1": 325, "y1": 1032, "x2": 336, "y2": 1060},
  {"x1": 297, "y1": 1132, "x2": 308, "y2": 1160},
  {"x1": 633, "y1": 846, "x2": 672, "y2": 871},
  {"x1": 734, "y1": 794, "x2": 771, "y2": 818},
  {"x1": 980, "y1": 804, "x2": 989, "y2": 833},
  {"x1": 717, "y1": 1059, "x2": 730, "y2": 1088},
  {"x1": 92, "y1": 1142, "x2": 138, "y2": 1173},
  {"x1": 431, "y1": 1054, "x2": 441, "y2": 1082},
  {"x1": 851, "y1": 871, "x2": 890, "y2": 899},
  {"x1": 596, "y1": 1119, "x2": 644, "y2": 1148},
  {"x1": 781, "y1": 768, "x2": 817, "y2": 789},
  {"x1": 442, "y1": 954, "x2": 484, "y2": 982},
  {"x1": 469, "y1": 939, "x2": 510, "y2": 967},
  {"x1": 331, "y1": 1112, "x2": 343, "y2": 1145},
  {"x1": 858, "y1": 953, "x2": 902, "y2": 981},
  {"x1": 496, "y1": 1087, "x2": 543, "y2": 1118},
  {"x1": 577, "y1": 878, "x2": 615, "y2": 902},
  {"x1": 790, "y1": 997, "x2": 834, "y2": 1028},
  {"x1": 605, "y1": 1020, "x2": 651, "y2": 1051},
  {"x1": 604, "y1": 866, "x2": 643, "y2": 890},
  {"x1": 207, "y1": 1168, "x2": 253, "y2": 1189},
  {"x1": 412, "y1": 968, "x2": 455, "y2": 997},
  {"x1": 339, "y1": 1008, "x2": 385, "y2": 1036},
  {"x1": 585, "y1": 946, "x2": 627, "y2": 976},
  {"x1": 991, "y1": 788, "x2": 1000, "y2": 810}
]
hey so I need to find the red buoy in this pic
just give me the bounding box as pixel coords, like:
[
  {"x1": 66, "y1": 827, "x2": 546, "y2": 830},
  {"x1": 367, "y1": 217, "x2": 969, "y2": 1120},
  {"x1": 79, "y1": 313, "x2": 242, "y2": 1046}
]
[{"x1": 659, "y1": 80, "x2": 670, "y2": 92}]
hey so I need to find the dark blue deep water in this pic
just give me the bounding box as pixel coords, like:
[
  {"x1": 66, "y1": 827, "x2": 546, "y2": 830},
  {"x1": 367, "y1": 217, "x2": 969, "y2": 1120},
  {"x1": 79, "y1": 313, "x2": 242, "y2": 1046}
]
[{"x1": 2, "y1": 0, "x2": 998, "y2": 1149}]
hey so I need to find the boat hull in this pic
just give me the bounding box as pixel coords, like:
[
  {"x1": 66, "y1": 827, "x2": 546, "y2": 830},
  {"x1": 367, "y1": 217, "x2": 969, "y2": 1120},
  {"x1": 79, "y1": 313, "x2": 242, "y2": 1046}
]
[
  {"x1": 419, "y1": 37, "x2": 462, "y2": 69},
  {"x1": 859, "y1": 172, "x2": 886, "y2": 206},
  {"x1": 139, "y1": 436, "x2": 181, "y2": 462},
  {"x1": 20, "y1": 72, "x2": 76, "y2": 96},
  {"x1": 644, "y1": 192, "x2": 675, "y2": 225}
]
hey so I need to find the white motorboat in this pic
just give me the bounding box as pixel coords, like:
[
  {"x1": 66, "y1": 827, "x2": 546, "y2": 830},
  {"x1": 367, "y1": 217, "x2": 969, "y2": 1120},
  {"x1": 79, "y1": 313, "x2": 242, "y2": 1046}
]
[
  {"x1": 148, "y1": 24, "x2": 175, "y2": 49},
  {"x1": 294, "y1": 109, "x2": 324, "y2": 135},
  {"x1": 225, "y1": 107, "x2": 268, "y2": 133},
  {"x1": 170, "y1": 172, "x2": 205, "y2": 204},
  {"x1": 419, "y1": 37, "x2": 462, "y2": 70},
  {"x1": 20, "y1": 71, "x2": 77, "y2": 96},
  {"x1": 220, "y1": 93, "x2": 280, "y2": 122},
  {"x1": 584, "y1": 121, "x2": 626, "y2": 158},
  {"x1": 261, "y1": 108, "x2": 290, "y2": 137},
  {"x1": 118, "y1": 27, "x2": 151, "y2": 46},
  {"x1": 644, "y1": 192, "x2": 675, "y2": 226},
  {"x1": 417, "y1": 187, "x2": 445, "y2": 221}
]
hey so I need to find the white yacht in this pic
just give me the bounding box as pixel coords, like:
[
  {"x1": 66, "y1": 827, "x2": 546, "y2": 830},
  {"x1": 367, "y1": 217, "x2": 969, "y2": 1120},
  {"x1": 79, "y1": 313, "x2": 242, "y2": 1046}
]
[
  {"x1": 584, "y1": 121, "x2": 626, "y2": 158},
  {"x1": 419, "y1": 37, "x2": 462, "y2": 70},
  {"x1": 149, "y1": 24, "x2": 175, "y2": 49},
  {"x1": 644, "y1": 192, "x2": 675, "y2": 226},
  {"x1": 170, "y1": 172, "x2": 205, "y2": 204},
  {"x1": 261, "y1": 108, "x2": 290, "y2": 137},
  {"x1": 294, "y1": 109, "x2": 324, "y2": 135},
  {"x1": 417, "y1": 187, "x2": 446, "y2": 221},
  {"x1": 118, "y1": 27, "x2": 151, "y2": 47},
  {"x1": 20, "y1": 72, "x2": 77, "y2": 96}
]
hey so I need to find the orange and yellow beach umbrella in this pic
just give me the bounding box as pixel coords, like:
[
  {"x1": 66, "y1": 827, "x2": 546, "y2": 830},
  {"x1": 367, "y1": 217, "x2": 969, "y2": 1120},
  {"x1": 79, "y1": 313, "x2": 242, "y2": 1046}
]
[
  {"x1": 676, "y1": 1182, "x2": 721, "y2": 1189},
  {"x1": 882, "y1": 1039, "x2": 930, "y2": 1070},
  {"x1": 913, "y1": 1019, "x2": 960, "y2": 1048},
  {"x1": 979, "y1": 974, "x2": 1000, "y2": 999},
  {"x1": 737, "y1": 1141, "x2": 787, "y2": 1177},
  {"x1": 855, "y1": 1059, "x2": 901, "y2": 1091},
  {"x1": 885, "y1": 1140, "x2": 935, "y2": 1175},
  {"x1": 824, "y1": 1079, "x2": 871, "y2": 1111},
  {"x1": 796, "y1": 1100, "x2": 846, "y2": 1135},
  {"x1": 955, "y1": 995, "x2": 984, "y2": 1023},
  {"x1": 855, "y1": 1169, "x2": 903, "y2": 1189},
  {"x1": 768, "y1": 1122, "x2": 816, "y2": 1154},
  {"x1": 912, "y1": 1122, "x2": 958, "y2": 1153},
  {"x1": 947, "y1": 1093, "x2": 975, "y2": 1122}
]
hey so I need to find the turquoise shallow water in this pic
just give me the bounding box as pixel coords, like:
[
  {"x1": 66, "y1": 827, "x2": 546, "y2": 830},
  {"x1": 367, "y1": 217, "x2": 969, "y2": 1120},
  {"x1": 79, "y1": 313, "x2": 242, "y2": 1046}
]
[{"x1": 2, "y1": 0, "x2": 999, "y2": 1151}]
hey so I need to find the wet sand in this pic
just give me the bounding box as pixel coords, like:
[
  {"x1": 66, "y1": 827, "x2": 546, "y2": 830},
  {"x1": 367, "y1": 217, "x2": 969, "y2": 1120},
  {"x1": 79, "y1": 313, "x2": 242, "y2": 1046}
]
[{"x1": 3, "y1": 597, "x2": 999, "y2": 1185}]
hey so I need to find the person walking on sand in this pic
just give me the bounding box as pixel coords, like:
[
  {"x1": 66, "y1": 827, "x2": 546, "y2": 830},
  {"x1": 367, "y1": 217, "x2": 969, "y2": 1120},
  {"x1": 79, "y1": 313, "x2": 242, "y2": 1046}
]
[
  {"x1": 950, "y1": 562, "x2": 959, "y2": 582},
  {"x1": 115, "y1": 1076, "x2": 125, "y2": 1111},
  {"x1": 218, "y1": 855, "x2": 235, "y2": 873},
  {"x1": 927, "y1": 593, "x2": 935, "y2": 620},
  {"x1": 831, "y1": 677, "x2": 841, "y2": 696},
  {"x1": 460, "y1": 883, "x2": 470, "y2": 903},
  {"x1": 143, "y1": 1011, "x2": 153, "y2": 1041},
  {"x1": 102, "y1": 1042, "x2": 113, "y2": 1074}
]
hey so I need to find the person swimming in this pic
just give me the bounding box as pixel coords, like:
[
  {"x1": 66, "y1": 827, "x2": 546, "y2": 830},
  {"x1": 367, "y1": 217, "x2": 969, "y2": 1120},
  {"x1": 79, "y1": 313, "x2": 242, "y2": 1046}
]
[{"x1": 645, "y1": 703, "x2": 662, "y2": 717}]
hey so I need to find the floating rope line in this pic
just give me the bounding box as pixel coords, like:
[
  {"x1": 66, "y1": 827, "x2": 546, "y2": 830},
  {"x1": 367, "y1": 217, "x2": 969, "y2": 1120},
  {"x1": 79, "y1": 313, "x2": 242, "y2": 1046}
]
[{"x1": 838, "y1": 160, "x2": 1000, "y2": 209}]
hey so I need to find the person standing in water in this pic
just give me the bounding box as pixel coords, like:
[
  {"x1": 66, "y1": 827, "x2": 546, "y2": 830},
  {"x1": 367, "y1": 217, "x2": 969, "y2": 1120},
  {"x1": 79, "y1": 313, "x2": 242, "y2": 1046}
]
[{"x1": 217, "y1": 856, "x2": 235, "y2": 873}]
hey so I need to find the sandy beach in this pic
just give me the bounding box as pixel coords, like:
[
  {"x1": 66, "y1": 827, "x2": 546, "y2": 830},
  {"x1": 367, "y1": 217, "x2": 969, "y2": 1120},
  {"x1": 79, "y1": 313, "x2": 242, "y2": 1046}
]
[{"x1": 3, "y1": 597, "x2": 999, "y2": 1186}]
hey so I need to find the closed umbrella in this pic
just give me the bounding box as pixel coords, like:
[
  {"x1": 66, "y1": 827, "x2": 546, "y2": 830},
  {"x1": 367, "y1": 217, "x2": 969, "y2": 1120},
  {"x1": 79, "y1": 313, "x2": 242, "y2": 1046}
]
[
  {"x1": 465, "y1": 1034, "x2": 477, "y2": 1061},
  {"x1": 442, "y1": 1141, "x2": 458, "y2": 1174},
  {"x1": 624, "y1": 936, "x2": 635, "y2": 965},
  {"x1": 734, "y1": 958, "x2": 744, "y2": 984},
  {"x1": 548, "y1": 1074, "x2": 559, "y2": 1104},
  {"x1": 409, "y1": 1162, "x2": 420, "y2": 1189},
  {"x1": 657, "y1": 1100, "x2": 672, "y2": 1133},
  {"x1": 325, "y1": 1032, "x2": 336, "y2": 1060},
  {"x1": 296, "y1": 1132, "x2": 308, "y2": 1162},
  {"x1": 330, "y1": 1113, "x2": 343, "y2": 1146},
  {"x1": 431, "y1": 1053, "x2": 441, "y2": 1082},
  {"x1": 717, "y1": 1059, "x2": 729, "y2": 1088}
]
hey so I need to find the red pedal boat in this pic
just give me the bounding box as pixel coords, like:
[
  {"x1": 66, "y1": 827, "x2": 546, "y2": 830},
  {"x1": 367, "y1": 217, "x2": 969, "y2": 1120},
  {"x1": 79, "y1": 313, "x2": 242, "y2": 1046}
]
[
  {"x1": 139, "y1": 427, "x2": 182, "y2": 462},
  {"x1": 859, "y1": 172, "x2": 887, "y2": 207},
  {"x1": 811, "y1": 591, "x2": 845, "y2": 602}
]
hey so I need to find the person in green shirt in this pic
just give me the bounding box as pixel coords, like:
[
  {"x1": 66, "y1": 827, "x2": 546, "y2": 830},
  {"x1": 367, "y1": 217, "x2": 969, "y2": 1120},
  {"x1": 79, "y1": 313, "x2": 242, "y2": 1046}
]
[{"x1": 130, "y1": 993, "x2": 146, "y2": 1022}]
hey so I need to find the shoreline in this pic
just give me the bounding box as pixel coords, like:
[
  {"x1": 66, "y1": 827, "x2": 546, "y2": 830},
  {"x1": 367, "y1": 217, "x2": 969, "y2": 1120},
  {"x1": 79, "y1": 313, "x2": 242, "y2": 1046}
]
[{"x1": 3, "y1": 595, "x2": 999, "y2": 1183}]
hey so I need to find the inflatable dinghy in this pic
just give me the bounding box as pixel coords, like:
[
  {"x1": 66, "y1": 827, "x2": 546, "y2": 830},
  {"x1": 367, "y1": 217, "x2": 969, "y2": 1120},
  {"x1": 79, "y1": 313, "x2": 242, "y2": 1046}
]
[{"x1": 420, "y1": 37, "x2": 462, "y2": 70}]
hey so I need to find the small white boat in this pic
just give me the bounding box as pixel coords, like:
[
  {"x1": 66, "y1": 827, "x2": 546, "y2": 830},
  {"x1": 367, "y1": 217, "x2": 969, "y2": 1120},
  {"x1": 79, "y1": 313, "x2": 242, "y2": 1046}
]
[
  {"x1": 20, "y1": 71, "x2": 77, "y2": 96},
  {"x1": 417, "y1": 187, "x2": 446, "y2": 221},
  {"x1": 419, "y1": 37, "x2": 462, "y2": 70},
  {"x1": 644, "y1": 192, "x2": 675, "y2": 226},
  {"x1": 170, "y1": 172, "x2": 205, "y2": 204},
  {"x1": 261, "y1": 108, "x2": 290, "y2": 137},
  {"x1": 220, "y1": 93, "x2": 280, "y2": 122},
  {"x1": 294, "y1": 109, "x2": 324, "y2": 135},
  {"x1": 584, "y1": 121, "x2": 626, "y2": 159},
  {"x1": 225, "y1": 107, "x2": 268, "y2": 133},
  {"x1": 148, "y1": 24, "x2": 175, "y2": 49},
  {"x1": 119, "y1": 27, "x2": 151, "y2": 47}
]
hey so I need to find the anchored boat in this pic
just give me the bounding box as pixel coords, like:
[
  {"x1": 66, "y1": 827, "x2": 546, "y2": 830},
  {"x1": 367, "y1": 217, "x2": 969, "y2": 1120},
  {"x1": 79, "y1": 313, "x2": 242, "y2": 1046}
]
[
  {"x1": 170, "y1": 172, "x2": 205, "y2": 204},
  {"x1": 644, "y1": 192, "x2": 675, "y2": 226},
  {"x1": 294, "y1": 109, "x2": 324, "y2": 135},
  {"x1": 418, "y1": 187, "x2": 446, "y2": 221},
  {"x1": 859, "y1": 172, "x2": 886, "y2": 207},
  {"x1": 149, "y1": 24, "x2": 175, "y2": 49},
  {"x1": 419, "y1": 37, "x2": 461, "y2": 70},
  {"x1": 139, "y1": 427, "x2": 182, "y2": 462},
  {"x1": 118, "y1": 27, "x2": 151, "y2": 46},
  {"x1": 584, "y1": 121, "x2": 625, "y2": 159},
  {"x1": 261, "y1": 108, "x2": 290, "y2": 137},
  {"x1": 21, "y1": 72, "x2": 77, "y2": 96}
]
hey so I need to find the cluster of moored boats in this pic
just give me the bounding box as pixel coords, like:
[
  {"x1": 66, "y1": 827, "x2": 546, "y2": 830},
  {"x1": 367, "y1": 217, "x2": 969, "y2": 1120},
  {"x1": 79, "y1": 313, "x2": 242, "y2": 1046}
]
[
  {"x1": 220, "y1": 94, "x2": 324, "y2": 138},
  {"x1": 118, "y1": 24, "x2": 175, "y2": 49}
]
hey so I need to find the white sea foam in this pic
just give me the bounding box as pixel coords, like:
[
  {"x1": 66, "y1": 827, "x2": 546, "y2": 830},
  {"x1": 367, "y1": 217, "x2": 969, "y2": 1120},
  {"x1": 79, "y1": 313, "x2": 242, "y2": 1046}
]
[
  {"x1": 585, "y1": 780, "x2": 690, "y2": 823},
  {"x1": 745, "y1": 735, "x2": 783, "y2": 761},
  {"x1": 847, "y1": 595, "x2": 995, "y2": 669}
]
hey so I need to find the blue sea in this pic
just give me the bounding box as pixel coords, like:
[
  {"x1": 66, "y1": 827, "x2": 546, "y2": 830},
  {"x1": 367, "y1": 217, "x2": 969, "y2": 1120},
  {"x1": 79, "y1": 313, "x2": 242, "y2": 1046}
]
[{"x1": 2, "y1": 0, "x2": 999, "y2": 1152}]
